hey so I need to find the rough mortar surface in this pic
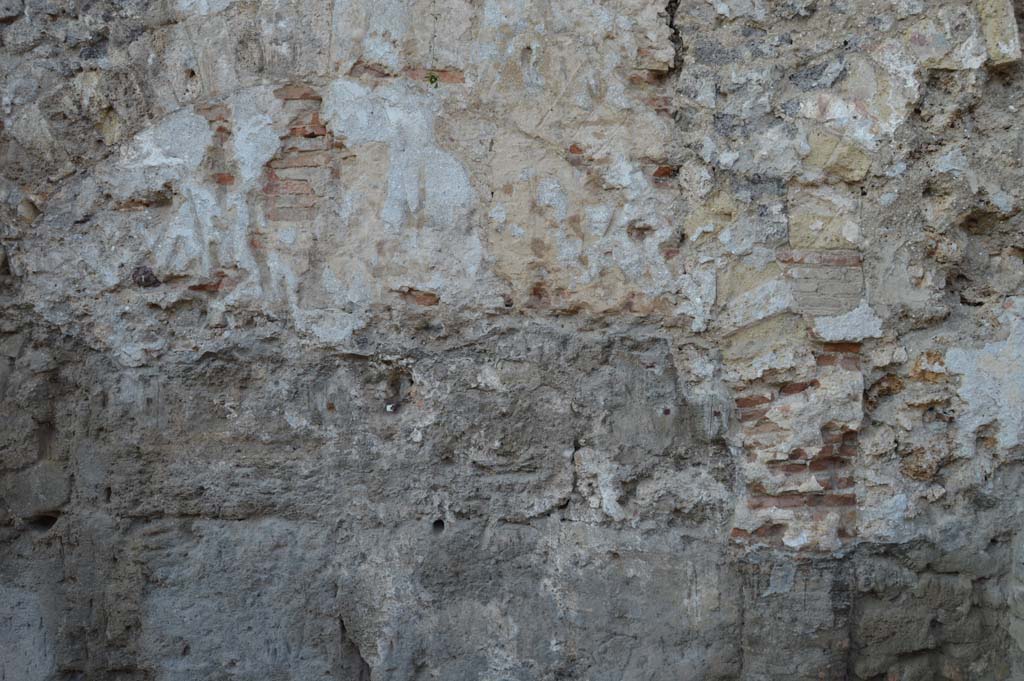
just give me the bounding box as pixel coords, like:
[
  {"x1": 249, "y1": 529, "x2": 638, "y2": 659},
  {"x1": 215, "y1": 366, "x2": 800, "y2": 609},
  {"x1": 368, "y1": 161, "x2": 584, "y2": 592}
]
[{"x1": 2, "y1": 1, "x2": 1024, "y2": 680}]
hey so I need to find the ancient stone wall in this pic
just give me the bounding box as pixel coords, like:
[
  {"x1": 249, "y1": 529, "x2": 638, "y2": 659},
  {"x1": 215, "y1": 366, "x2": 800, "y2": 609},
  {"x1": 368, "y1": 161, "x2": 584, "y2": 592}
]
[{"x1": 2, "y1": 1, "x2": 1024, "y2": 679}]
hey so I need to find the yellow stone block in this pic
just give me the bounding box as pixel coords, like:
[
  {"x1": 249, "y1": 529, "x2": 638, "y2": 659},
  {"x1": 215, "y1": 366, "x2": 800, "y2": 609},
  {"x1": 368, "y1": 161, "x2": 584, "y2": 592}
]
[
  {"x1": 978, "y1": 0, "x2": 1022, "y2": 65},
  {"x1": 804, "y1": 128, "x2": 871, "y2": 183}
]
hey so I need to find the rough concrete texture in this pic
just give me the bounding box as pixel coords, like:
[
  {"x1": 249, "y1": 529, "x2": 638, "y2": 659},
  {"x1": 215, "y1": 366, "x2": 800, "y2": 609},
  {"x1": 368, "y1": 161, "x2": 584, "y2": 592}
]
[{"x1": 2, "y1": 0, "x2": 1024, "y2": 679}]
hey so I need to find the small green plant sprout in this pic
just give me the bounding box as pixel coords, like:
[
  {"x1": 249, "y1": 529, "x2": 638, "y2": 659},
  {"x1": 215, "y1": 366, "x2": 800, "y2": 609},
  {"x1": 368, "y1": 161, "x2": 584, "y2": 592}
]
[{"x1": 426, "y1": 72, "x2": 439, "y2": 88}]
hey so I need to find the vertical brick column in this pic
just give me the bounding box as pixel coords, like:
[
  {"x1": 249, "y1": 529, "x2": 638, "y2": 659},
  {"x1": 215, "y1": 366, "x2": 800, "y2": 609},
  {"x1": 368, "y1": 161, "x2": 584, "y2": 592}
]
[{"x1": 261, "y1": 85, "x2": 338, "y2": 227}]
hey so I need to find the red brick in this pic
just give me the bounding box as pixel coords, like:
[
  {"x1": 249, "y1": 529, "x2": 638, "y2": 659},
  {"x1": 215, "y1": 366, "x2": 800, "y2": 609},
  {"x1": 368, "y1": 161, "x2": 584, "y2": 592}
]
[
  {"x1": 809, "y1": 455, "x2": 845, "y2": 471},
  {"x1": 822, "y1": 342, "x2": 862, "y2": 354},
  {"x1": 652, "y1": 165, "x2": 677, "y2": 179},
  {"x1": 736, "y1": 393, "x2": 774, "y2": 409},
  {"x1": 753, "y1": 523, "x2": 787, "y2": 538},
  {"x1": 779, "y1": 379, "x2": 819, "y2": 396},
  {"x1": 213, "y1": 173, "x2": 235, "y2": 185},
  {"x1": 732, "y1": 523, "x2": 787, "y2": 541},
  {"x1": 839, "y1": 356, "x2": 861, "y2": 371},
  {"x1": 629, "y1": 70, "x2": 663, "y2": 85},
  {"x1": 816, "y1": 354, "x2": 840, "y2": 367},
  {"x1": 767, "y1": 462, "x2": 808, "y2": 474},
  {"x1": 748, "y1": 494, "x2": 806, "y2": 510}
]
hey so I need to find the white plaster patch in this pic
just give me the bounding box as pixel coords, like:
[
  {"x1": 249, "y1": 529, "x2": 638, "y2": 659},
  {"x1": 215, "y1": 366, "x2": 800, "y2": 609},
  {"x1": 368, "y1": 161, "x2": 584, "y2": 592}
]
[
  {"x1": 322, "y1": 79, "x2": 475, "y2": 232},
  {"x1": 813, "y1": 300, "x2": 884, "y2": 341},
  {"x1": 536, "y1": 176, "x2": 568, "y2": 221},
  {"x1": 675, "y1": 266, "x2": 717, "y2": 332},
  {"x1": 946, "y1": 298, "x2": 1024, "y2": 452},
  {"x1": 124, "y1": 110, "x2": 210, "y2": 170},
  {"x1": 719, "y1": 278, "x2": 794, "y2": 333},
  {"x1": 104, "y1": 110, "x2": 212, "y2": 200},
  {"x1": 229, "y1": 87, "x2": 282, "y2": 188},
  {"x1": 574, "y1": 447, "x2": 626, "y2": 521}
]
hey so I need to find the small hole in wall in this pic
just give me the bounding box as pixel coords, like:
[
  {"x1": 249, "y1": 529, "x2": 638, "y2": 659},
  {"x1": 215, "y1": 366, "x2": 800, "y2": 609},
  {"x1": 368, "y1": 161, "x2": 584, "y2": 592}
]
[
  {"x1": 432, "y1": 519, "x2": 445, "y2": 534},
  {"x1": 186, "y1": 68, "x2": 196, "y2": 79},
  {"x1": 24, "y1": 513, "x2": 59, "y2": 531},
  {"x1": 181, "y1": 644, "x2": 190, "y2": 657},
  {"x1": 662, "y1": 407, "x2": 672, "y2": 416},
  {"x1": 104, "y1": 486, "x2": 112, "y2": 503}
]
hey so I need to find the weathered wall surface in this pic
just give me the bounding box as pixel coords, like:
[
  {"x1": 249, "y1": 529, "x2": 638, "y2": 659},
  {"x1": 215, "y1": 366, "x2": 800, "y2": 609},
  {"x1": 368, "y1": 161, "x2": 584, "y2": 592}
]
[{"x1": 2, "y1": 0, "x2": 1024, "y2": 679}]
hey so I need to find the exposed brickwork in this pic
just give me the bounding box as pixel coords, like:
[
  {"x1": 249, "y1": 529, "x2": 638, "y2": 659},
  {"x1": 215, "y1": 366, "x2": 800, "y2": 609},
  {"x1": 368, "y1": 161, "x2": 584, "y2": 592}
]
[
  {"x1": 731, "y1": 338, "x2": 865, "y2": 551},
  {"x1": 778, "y1": 248, "x2": 864, "y2": 316},
  {"x1": 260, "y1": 85, "x2": 349, "y2": 229}
]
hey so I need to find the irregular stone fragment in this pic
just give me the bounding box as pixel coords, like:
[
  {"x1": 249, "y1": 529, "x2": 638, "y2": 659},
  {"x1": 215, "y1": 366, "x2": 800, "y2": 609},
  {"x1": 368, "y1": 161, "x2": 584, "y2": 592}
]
[{"x1": 978, "y1": 0, "x2": 1023, "y2": 65}]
